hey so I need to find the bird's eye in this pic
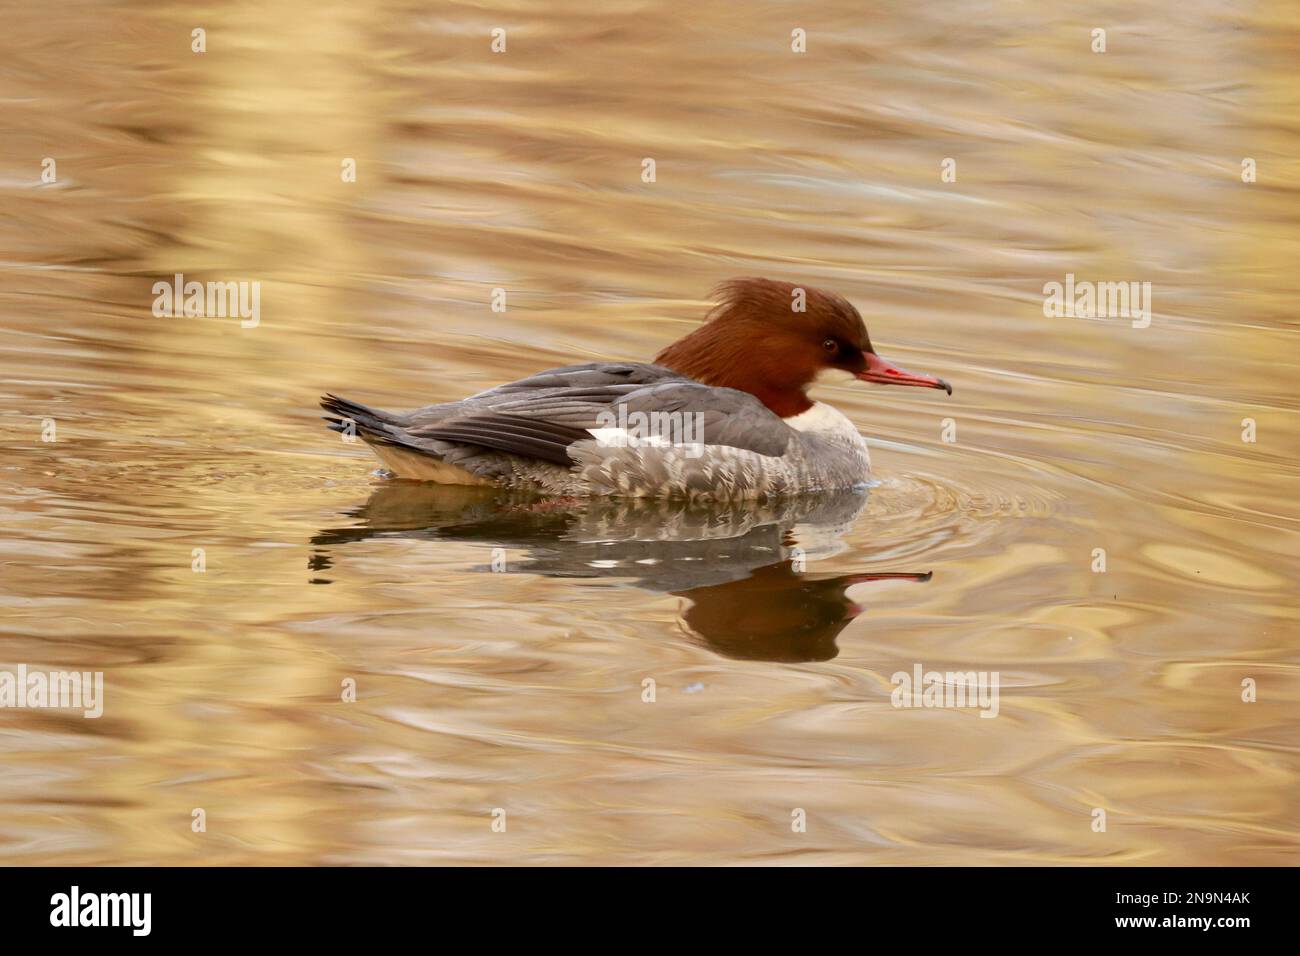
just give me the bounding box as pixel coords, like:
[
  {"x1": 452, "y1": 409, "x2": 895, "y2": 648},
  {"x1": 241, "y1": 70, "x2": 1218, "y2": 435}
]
[{"x1": 822, "y1": 338, "x2": 837, "y2": 352}]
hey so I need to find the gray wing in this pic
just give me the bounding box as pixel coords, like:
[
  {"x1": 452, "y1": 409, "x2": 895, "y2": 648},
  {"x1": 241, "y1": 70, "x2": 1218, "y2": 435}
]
[{"x1": 407, "y1": 363, "x2": 793, "y2": 463}]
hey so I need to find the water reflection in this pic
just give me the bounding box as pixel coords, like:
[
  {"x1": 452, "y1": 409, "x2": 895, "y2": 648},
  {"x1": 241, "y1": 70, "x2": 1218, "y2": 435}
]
[{"x1": 312, "y1": 483, "x2": 930, "y2": 661}]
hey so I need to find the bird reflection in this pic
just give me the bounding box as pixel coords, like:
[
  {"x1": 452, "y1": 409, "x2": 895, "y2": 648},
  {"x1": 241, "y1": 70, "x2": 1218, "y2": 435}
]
[{"x1": 311, "y1": 482, "x2": 930, "y2": 662}]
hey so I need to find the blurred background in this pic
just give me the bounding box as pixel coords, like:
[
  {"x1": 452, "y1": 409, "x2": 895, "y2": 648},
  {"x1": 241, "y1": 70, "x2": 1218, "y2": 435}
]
[{"x1": 0, "y1": 0, "x2": 1296, "y2": 864}]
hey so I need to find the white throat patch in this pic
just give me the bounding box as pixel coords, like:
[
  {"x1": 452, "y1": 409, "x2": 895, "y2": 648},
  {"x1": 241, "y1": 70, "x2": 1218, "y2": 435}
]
[{"x1": 811, "y1": 366, "x2": 858, "y2": 386}]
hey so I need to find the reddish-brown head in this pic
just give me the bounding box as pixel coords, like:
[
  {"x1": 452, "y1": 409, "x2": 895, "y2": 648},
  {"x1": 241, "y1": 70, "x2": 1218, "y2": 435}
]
[{"x1": 654, "y1": 278, "x2": 950, "y2": 418}]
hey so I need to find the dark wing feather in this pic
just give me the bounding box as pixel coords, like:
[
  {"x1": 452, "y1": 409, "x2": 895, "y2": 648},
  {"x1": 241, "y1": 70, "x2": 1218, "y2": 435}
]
[{"x1": 413, "y1": 414, "x2": 589, "y2": 466}]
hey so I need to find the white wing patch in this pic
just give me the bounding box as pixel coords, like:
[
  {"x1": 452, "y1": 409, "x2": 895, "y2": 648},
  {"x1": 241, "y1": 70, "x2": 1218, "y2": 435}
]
[
  {"x1": 586, "y1": 427, "x2": 705, "y2": 460},
  {"x1": 587, "y1": 426, "x2": 672, "y2": 448}
]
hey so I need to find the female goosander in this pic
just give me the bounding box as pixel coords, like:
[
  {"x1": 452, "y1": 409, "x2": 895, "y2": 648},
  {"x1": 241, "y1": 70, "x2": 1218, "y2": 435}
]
[{"x1": 321, "y1": 278, "x2": 950, "y2": 498}]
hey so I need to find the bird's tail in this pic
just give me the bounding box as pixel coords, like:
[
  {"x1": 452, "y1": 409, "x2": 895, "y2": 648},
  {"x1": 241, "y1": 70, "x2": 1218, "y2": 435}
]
[{"x1": 319, "y1": 393, "x2": 408, "y2": 446}]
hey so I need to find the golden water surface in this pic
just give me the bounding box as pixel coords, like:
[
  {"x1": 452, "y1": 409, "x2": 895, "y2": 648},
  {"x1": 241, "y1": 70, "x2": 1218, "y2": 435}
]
[{"x1": 1, "y1": 1, "x2": 1297, "y2": 865}]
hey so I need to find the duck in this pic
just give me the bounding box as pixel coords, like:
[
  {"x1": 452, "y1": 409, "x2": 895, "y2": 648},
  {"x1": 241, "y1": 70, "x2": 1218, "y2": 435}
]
[{"x1": 320, "y1": 277, "x2": 950, "y2": 498}]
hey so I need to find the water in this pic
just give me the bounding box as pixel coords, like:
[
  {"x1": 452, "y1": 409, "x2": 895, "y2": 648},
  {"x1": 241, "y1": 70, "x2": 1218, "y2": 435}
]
[{"x1": 0, "y1": 1, "x2": 1296, "y2": 864}]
